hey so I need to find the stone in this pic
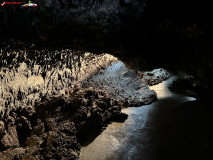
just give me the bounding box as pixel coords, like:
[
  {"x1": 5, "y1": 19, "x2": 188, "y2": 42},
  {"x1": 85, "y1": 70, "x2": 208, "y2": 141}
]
[
  {"x1": 25, "y1": 135, "x2": 43, "y2": 147},
  {"x1": 0, "y1": 84, "x2": 129, "y2": 159},
  {"x1": 0, "y1": 147, "x2": 26, "y2": 160},
  {"x1": 0, "y1": 121, "x2": 6, "y2": 136},
  {"x1": 1, "y1": 125, "x2": 20, "y2": 149}
]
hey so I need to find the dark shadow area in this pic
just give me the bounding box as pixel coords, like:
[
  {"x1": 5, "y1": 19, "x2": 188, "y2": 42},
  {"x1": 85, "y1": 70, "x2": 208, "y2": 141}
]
[{"x1": 143, "y1": 99, "x2": 213, "y2": 160}]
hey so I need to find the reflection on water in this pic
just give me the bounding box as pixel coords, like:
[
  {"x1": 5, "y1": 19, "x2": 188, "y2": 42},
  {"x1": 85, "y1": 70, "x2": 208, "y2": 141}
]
[
  {"x1": 79, "y1": 76, "x2": 196, "y2": 160},
  {"x1": 149, "y1": 76, "x2": 195, "y2": 102}
]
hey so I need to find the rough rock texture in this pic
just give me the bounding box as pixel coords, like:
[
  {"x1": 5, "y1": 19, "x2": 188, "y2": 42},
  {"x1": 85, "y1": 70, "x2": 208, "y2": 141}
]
[
  {"x1": 1, "y1": 0, "x2": 213, "y2": 102},
  {"x1": 0, "y1": 88, "x2": 128, "y2": 159},
  {"x1": 1, "y1": 125, "x2": 20, "y2": 149},
  {"x1": 0, "y1": 41, "x2": 158, "y2": 119},
  {"x1": 138, "y1": 68, "x2": 171, "y2": 86},
  {"x1": 0, "y1": 42, "x2": 117, "y2": 119},
  {"x1": 0, "y1": 41, "x2": 159, "y2": 159},
  {"x1": 115, "y1": 0, "x2": 213, "y2": 103},
  {"x1": 83, "y1": 61, "x2": 157, "y2": 107}
]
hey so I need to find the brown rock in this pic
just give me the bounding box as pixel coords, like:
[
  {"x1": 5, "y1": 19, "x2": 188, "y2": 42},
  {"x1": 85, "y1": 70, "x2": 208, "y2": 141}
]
[
  {"x1": 5, "y1": 116, "x2": 15, "y2": 125},
  {"x1": 1, "y1": 125, "x2": 20, "y2": 148},
  {"x1": 46, "y1": 118, "x2": 58, "y2": 131},
  {"x1": 0, "y1": 121, "x2": 6, "y2": 136},
  {"x1": 0, "y1": 147, "x2": 26, "y2": 160},
  {"x1": 25, "y1": 135, "x2": 43, "y2": 147}
]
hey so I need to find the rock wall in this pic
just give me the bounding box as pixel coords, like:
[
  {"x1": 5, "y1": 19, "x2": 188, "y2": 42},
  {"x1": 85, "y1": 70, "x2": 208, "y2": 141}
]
[
  {"x1": 0, "y1": 41, "x2": 158, "y2": 160},
  {"x1": 1, "y1": 0, "x2": 213, "y2": 102},
  {"x1": 0, "y1": 41, "x2": 119, "y2": 119},
  {"x1": 0, "y1": 0, "x2": 145, "y2": 50},
  {"x1": 0, "y1": 88, "x2": 128, "y2": 159}
]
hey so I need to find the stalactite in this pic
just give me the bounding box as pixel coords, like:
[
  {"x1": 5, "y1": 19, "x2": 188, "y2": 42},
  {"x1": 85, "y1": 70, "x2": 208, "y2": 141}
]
[{"x1": 0, "y1": 42, "x2": 117, "y2": 120}]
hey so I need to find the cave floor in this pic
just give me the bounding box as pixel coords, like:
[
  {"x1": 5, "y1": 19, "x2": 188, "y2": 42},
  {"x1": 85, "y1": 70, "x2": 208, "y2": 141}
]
[{"x1": 80, "y1": 76, "x2": 213, "y2": 160}]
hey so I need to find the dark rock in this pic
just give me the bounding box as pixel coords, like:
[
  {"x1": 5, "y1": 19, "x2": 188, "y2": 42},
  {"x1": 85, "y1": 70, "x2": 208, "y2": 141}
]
[
  {"x1": 0, "y1": 121, "x2": 6, "y2": 138},
  {"x1": 112, "y1": 110, "x2": 128, "y2": 122},
  {"x1": 0, "y1": 147, "x2": 26, "y2": 160},
  {"x1": 102, "y1": 110, "x2": 112, "y2": 123},
  {"x1": 25, "y1": 135, "x2": 43, "y2": 147},
  {"x1": 0, "y1": 125, "x2": 20, "y2": 149},
  {"x1": 5, "y1": 116, "x2": 16, "y2": 126},
  {"x1": 0, "y1": 87, "x2": 128, "y2": 159},
  {"x1": 18, "y1": 106, "x2": 35, "y2": 118},
  {"x1": 58, "y1": 120, "x2": 76, "y2": 135},
  {"x1": 45, "y1": 118, "x2": 58, "y2": 131},
  {"x1": 71, "y1": 106, "x2": 88, "y2": 124},
  {"x1": 93, "y1": 99, "x2": 108, "y2": 110},
  {"x1": 169, "y1": 77, "x2": 202, "y2": 98},
  {"x1": 44, "y1": 131, "x2": 80, "y2": 160}
]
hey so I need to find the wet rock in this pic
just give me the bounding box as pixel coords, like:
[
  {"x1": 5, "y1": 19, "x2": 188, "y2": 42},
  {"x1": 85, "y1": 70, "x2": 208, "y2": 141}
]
[{"x1": 0, "y1": 50, "x2": 164, "y2": 159}]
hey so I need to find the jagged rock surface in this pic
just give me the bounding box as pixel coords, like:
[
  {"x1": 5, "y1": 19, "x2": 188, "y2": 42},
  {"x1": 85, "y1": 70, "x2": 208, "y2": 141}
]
[
  {"x1": 0, "y1": 41, "x2": 158, "y2": 159},
  {"x1": 83, "y1": 61, "x2": 157, "y2": 107},
  {"x1": 0, "y1": 41, "x2": 117, "y2": 119},
  {"x1": 0, "y1": 88, "x2": 128, "y2": 159},
  {"x1": 138, "y1": 68, "x2": 171, "y2": 86}
]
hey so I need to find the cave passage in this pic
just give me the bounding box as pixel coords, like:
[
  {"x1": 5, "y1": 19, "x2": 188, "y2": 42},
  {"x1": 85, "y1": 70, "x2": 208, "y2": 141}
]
[
  {"x1": 1, "y1": 0, "x2": 213, "y2": 159},
  {"x1": 80, "y1": 76, "x2": 213, "y2": 160}
]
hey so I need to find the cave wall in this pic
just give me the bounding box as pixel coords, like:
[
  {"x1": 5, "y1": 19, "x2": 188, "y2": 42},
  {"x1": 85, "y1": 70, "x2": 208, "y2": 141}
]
[
  {"x1": 0, "y1": 0, "x2": 145, "y2": 51},
  {"x1": 1, "y1": 0, "x2": 213, "y2": 100}
]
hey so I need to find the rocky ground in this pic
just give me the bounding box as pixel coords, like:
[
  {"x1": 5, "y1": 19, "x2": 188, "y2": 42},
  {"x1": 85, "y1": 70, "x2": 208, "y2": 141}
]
[
  {"x1": 0, "y1": 41, "x2": 162, "y2": 159},
  {"x1": 0, "y1": 88, "x2": 128, "y2": 160},
  {"x1": 0, "y1": 40, "x2": 118, "y2": 118},
  {"x1": 82, "y1": 61, "x2": 157, "y2": 107},
  {"x1": 138, "y1": 68, "x2": 171, "y2": 86}
]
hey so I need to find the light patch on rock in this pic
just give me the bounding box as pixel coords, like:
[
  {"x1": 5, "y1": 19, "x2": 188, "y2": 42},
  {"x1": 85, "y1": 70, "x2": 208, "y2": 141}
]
[
  {"x1": 139, "y1": 68, "x2": 171, "y2": 86},
  {"x1": 83, "y1": 61, "x2": 157, "y2": 106}
]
